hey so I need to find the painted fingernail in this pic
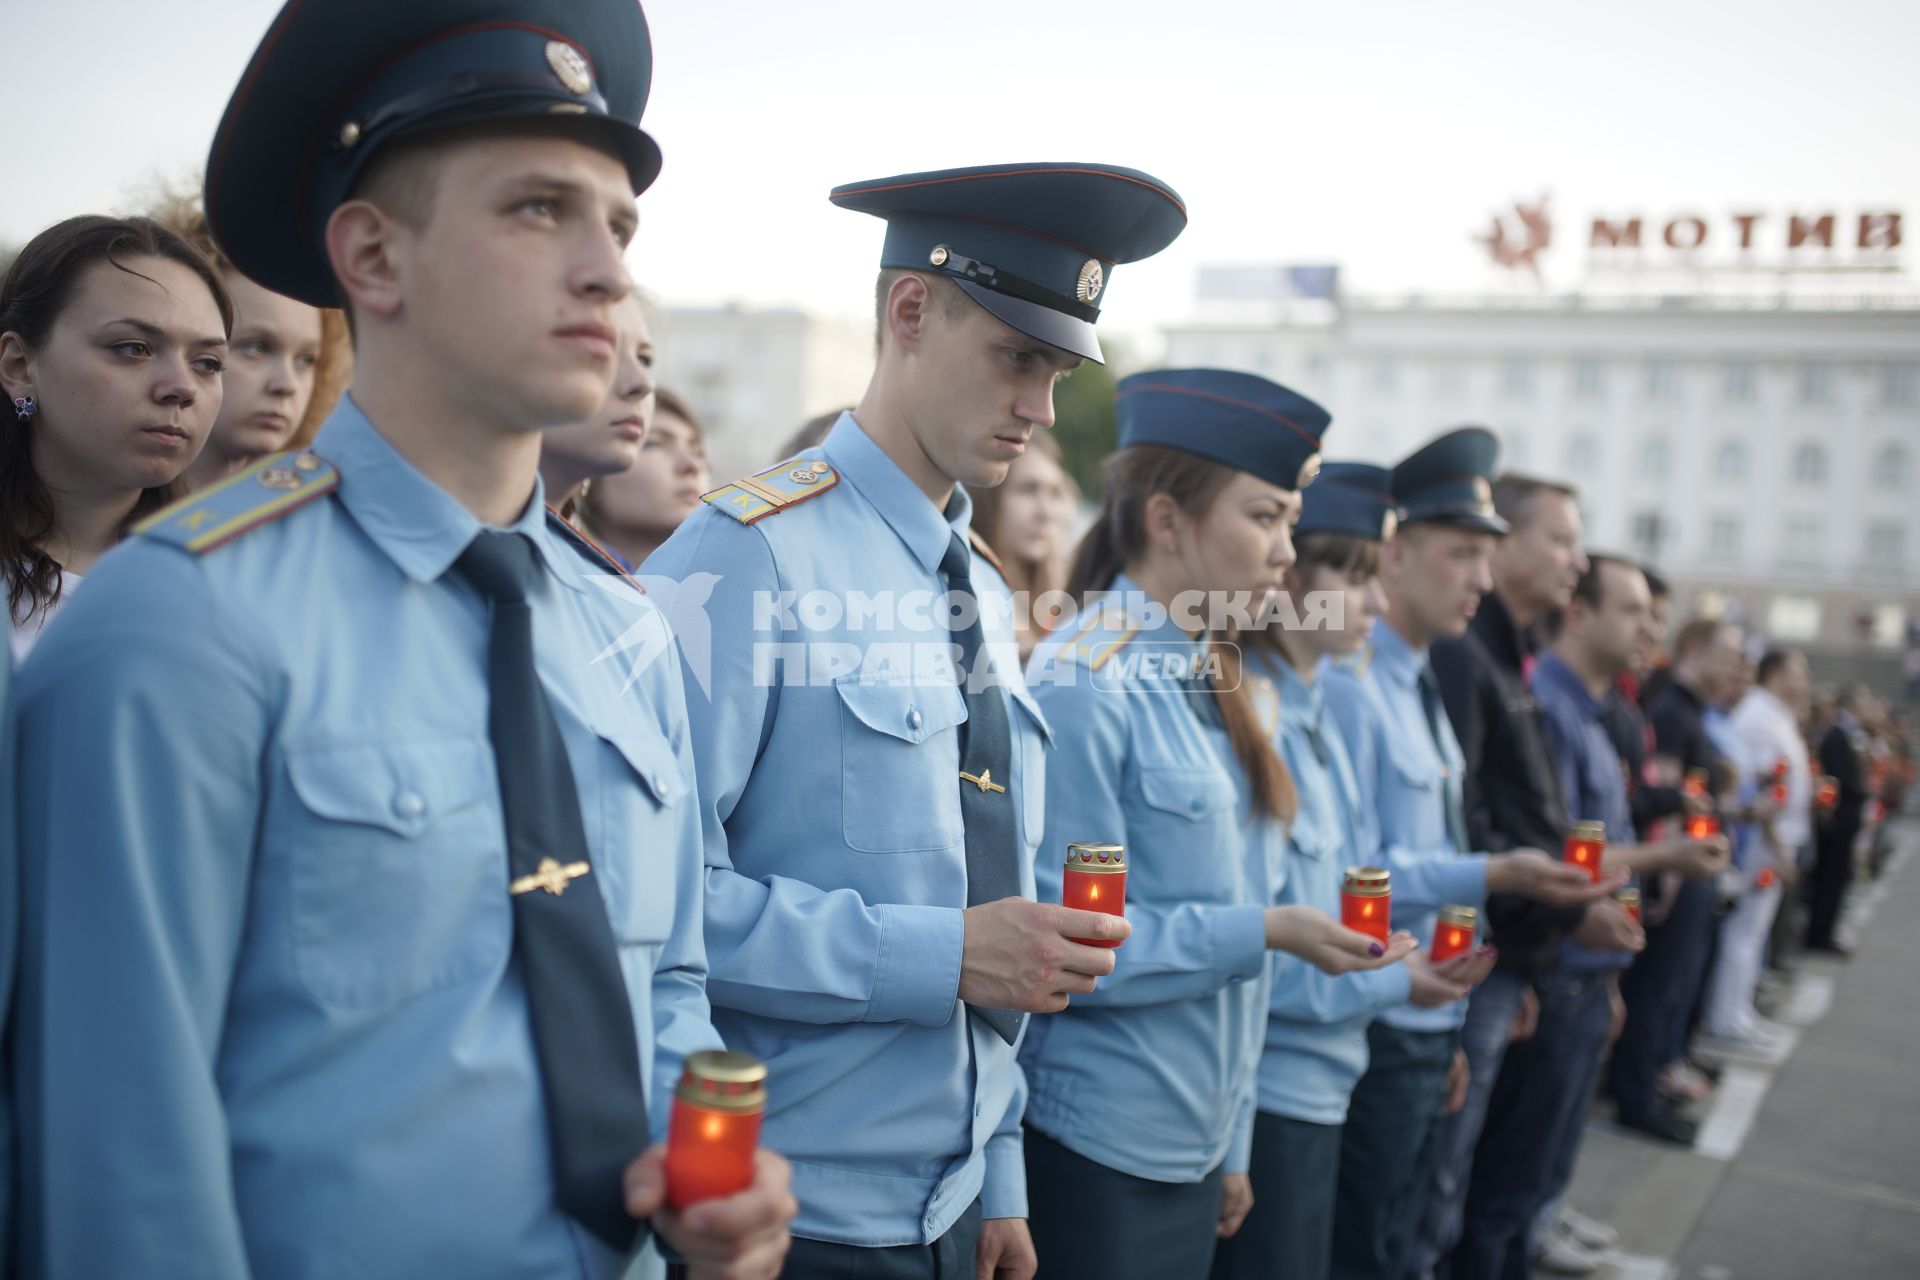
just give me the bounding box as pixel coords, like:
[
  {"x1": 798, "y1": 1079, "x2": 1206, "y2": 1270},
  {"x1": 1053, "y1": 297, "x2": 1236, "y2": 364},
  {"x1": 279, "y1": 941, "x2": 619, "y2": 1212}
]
[{"x1": 1369, "y1": 941, "x2": 1386, "y2": 957}]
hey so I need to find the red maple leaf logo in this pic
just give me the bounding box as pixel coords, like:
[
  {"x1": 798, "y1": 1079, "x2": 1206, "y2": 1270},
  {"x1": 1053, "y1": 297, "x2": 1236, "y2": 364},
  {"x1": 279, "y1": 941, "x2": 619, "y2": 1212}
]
[{"x1": 1476, "y1": 194, "x2": 1553, "y2": 281}]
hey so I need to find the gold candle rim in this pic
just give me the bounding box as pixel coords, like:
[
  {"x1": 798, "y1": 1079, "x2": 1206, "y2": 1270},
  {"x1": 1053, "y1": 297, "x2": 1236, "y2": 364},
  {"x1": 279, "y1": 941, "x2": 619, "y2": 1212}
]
[
  {"x1": 1065, "y1": 841, "x2": 1128, "y2": 874},
  {"x1": 1568, "y1": 821, "x2": 1607, "y2": 843},
  {"x1": 1344, "y1": 866, "x2": 1391, "y2": 898},
  {"x1": 1436, "y1": 905, "x2": 1478, "y2": 931},
  {"x1": 676, "y1": 1049, "x2": 768, "y2": 1113}
]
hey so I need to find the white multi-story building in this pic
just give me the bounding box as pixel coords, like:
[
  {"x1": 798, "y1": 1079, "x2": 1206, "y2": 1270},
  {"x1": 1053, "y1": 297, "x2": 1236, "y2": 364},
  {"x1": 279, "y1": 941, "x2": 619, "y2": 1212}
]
[
  {"x1": 655, "y1": 304, "x2": 873, "y2": 483},
  {"x1": 1160, "y1": 289, "x2": 1920, "y2": 655}
]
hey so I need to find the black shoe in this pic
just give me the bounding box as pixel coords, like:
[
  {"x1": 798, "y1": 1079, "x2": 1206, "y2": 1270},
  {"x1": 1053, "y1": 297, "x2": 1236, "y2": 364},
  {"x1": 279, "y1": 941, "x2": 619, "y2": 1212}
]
[
  {"x1": 1805, "y1": 941, "x2": 1854, "y2": 959},
  {"x1": 1617, "y1": 1101, "x2": 1698, "y2": 1146}
]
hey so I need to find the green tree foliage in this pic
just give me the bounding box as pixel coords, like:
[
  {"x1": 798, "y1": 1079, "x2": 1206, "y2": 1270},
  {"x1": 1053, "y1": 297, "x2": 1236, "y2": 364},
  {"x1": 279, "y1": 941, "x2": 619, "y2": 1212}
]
[{"x1": 1050, "y1": 335, "x2": 1132, "y2": 501}]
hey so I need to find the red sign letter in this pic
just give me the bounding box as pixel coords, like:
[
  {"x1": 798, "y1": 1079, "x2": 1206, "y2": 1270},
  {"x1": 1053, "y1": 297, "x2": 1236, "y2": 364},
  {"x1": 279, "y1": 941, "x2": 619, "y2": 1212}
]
[
  {"x1": 1664, "y1": 217, "x2": 1708, "y2": 250},
  {"x1": 1789, "y1": 215, "x2": 1835, "y2": 249},
  {"x1": 1858, "y1": 213, "x2": 1903, "y2": 250},
  {"x1": 1590, "y1": 218, "x2": 1643, "y2": 249},
  {"x1": 1731, "y1": 213, "x2": 1762, "y2": 249}
]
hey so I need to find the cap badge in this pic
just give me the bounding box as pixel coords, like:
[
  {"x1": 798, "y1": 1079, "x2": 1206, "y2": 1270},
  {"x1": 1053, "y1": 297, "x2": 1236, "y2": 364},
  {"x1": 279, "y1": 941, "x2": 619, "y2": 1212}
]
[
  {"x1": 1472, "y1": 475, "x2": 1493, "y2": 506},
  {"x1": 1297, "y1": 453, "x2": 1323, "y2": 489},
  {"x1": 545, "y1": 41, "x2": 594, "y2": 96},
  {"x1": 337, "y1": 120, "x2": 362, "y2": 150},
  {"x1": 1382, "y1": 507, "x2": 1399, "y2": 540},
  {"x1": 929, "y1": 245, "x2": 951, "y2": 267},
  {"x1": 1076, "y1": 259, "x2": 1105, "y2": 303}
]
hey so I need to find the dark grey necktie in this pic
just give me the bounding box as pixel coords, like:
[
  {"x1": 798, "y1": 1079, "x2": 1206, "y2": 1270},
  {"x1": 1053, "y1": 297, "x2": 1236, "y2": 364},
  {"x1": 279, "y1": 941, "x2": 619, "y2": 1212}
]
[
  {"x1": 1418, "y1": 659, "x2": 1470, "y2": 853},
  {"x1": 942, "y1": 533, "x2": 1024, "y2": 1044},
  {"x1": 455, "y1": 530, "x2": 650, "y2": 1251}
]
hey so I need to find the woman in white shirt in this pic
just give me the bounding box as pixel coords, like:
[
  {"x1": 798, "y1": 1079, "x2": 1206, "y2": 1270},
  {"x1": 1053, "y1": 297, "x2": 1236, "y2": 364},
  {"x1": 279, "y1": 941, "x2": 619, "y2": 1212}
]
[{"x1": 0, "y1": 215, "x2": 231, "y2": 658}]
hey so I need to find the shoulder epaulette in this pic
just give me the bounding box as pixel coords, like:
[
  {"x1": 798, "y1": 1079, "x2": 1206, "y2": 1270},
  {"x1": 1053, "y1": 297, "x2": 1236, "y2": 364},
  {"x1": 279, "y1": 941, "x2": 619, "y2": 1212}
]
[
  {"x1": 1332, "y1": 643, "x2": 1375, "y2": 680},
  {"x1": 701, "y1": 457, "x2": 839, "y2": 525},
  {"x1": 545, "y1": 508, "x2": 644, "y2": 589},
  {"x1": 1051, "y1": 605, "x2": 1142, "y2": 673},
  {"x1": 133, "y1": 449, "x2": 338, "y2": 553},
  {"x1": 968, "y1": 529, "x2": 1007, "y2": 580}
]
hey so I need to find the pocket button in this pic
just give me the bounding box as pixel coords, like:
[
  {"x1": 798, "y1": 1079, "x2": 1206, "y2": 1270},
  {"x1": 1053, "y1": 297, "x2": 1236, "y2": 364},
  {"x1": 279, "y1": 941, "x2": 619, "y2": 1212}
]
[
  {"x1": 907, "y1": 707, "x2": 924, "y2": 732},
  {"x1": 393, "y1": 790, "x2": 427, "y2": 820}
]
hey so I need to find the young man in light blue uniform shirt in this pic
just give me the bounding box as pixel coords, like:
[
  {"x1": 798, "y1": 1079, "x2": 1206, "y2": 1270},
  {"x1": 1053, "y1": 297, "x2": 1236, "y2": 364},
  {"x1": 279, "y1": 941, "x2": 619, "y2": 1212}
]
[
  {"x1": 7, "y1": 3, "x2": 795, "y2": 1276},
  {"x1": 642, "y1": 165, "x2": 1185, "y2": 1279},
  {"x1": 1212, "y1": 463, "x2": 1490, "y2": 1280},
  {"x1": 1019, "y1": 371, "x2": 1410, "y2": 1280},
  {"x1": 1320, "y1": 429, "x2": 1603, "y2": 1280}
]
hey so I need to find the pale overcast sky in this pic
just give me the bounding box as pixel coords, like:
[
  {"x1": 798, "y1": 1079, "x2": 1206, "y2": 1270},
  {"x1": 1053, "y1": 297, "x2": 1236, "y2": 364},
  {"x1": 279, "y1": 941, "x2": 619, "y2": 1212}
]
[{"x1": 6, "y1": 0, "x2": 1916, "y2": 340}]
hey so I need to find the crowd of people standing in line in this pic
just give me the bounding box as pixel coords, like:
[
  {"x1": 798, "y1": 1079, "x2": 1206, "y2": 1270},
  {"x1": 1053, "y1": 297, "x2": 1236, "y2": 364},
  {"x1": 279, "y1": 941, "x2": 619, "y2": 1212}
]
[{"x1": 1, "y1": 2, "x2": 1914, "y2": 1278}]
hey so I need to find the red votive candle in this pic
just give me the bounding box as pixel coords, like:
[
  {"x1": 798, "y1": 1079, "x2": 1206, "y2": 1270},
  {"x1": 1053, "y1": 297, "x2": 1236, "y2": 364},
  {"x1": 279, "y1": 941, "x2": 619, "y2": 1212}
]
[
  {"x1": 1685, "y1": 812, "x2": 1720, "y2": 839},
  {"x1": 1342, "y1": 867, "x2": 1391, "y2": 943},
  {"x1": 1564, "y1": 821, "x2": 1607, "y2": 883},
  {"x1": 1817, "y1": 777, "x2": 1839, "y2": 810},
  {"x1": 1615, "y1": 887, "x2": 1642, "y2": 926},
  {"x1": 1062, "y1": 842, "x2": 1128, "y2": 946},
  {"x1": 1683, "y1": 768, "x2": 1711, "y2": 800},
  {"x1": 1756, "y1": 867, "x2": 1778, "y2": 890},
  {"x1": 1769, "y1": 757, "x2": 1789, "y2": 806},
  {"x1": 666, "y1": 1050, "x2": 766, "y2": 1212},
  {"x1": 1430, "y1": 905, "x2": 1477, "y2": 963}
]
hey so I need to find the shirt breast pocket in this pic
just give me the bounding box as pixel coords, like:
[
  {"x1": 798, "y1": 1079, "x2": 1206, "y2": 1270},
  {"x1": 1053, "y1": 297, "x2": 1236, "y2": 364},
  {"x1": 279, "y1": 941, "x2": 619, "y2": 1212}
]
[
  {"x1": 281, "y1": 737, "x2": 508, "y2": 1010},
  {"x1": 592, "y1": 717, "x2": 688, "y2": 945},
  {"x1": 1386, "y1": 740, "x2": 1443, "y2": 799},
  {"x1": 1012, "y1": 686, "x2": 1053, "y2": 854},
  {"x1": 834, "y1": 676, "x2": 967, "y2": 853},
  {"x1": 1137, "y1": 764, "x2": 1241, "y2": 896}
]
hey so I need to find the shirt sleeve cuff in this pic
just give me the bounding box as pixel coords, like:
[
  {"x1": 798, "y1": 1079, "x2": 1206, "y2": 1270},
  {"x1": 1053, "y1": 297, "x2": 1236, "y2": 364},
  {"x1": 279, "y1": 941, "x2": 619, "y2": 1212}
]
[
  {"x1": 1212, "y1": 905, "x2": 1271, "y2": 982},
  {"x1": 1446, "y1": 857, "x2": 1491, "y2": 907},
  {"x1": 868, "y1": 903, "x2": 964, "y2": 1026},
  {"x1": 981, "y1": 1132, "x2": 1028, "y2": 1220},
  {"x1": 1370, "y1": 962, "x2": 1414, "y2": 1009}
]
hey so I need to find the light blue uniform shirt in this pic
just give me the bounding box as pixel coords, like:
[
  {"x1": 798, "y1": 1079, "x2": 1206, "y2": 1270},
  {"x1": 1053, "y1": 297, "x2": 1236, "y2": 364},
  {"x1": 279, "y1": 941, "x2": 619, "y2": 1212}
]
[
  {"x1": 1248, "y1": 650, "x2": 1412, "y2": 1126},
  {"x1": 1322, "y1": 620, "x2": 1488, "y2": 1034},
  {"x1": 640, "y1": 413, "x2": 1047, "y2": 1246},
  {"x1": 0, "y1": 649, "x2": 13, "y2": 1263},
  {"x1": 1020, "y1": 581, "x2": 1274, "y2": 1181},
  {"x1": 11, "y1": 400, "x2": 717, "y2": 1279}
]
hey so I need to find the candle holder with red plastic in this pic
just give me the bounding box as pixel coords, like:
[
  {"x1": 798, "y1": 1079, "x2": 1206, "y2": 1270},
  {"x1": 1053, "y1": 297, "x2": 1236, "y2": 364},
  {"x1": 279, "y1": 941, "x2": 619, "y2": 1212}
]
[
  {"x1": 1684, "y1": 812, "x2": 1720, "y2": 839},
  {"x1": 666, "y1": 1050, "x2": 766, "y2": 1212},
  {"x1": 1563, "y1": 821, "x2": 1607, "y2": 884},
  {"x1": 1614, "y1": 886, "x2": 1641, "y2": 926},
  {"x1": 1430, "y1": 905, "x2": 1477, "y2": 963},
  {"x1": 1816, "y1": 776, "x2": 1839, "y2": 811},
  {"x1": 1769, "y1": 757, "x2": 1789, "y2": 806},
  {"x1": 1062, "y1": 842, "x2": 1127, "y2": 946},
  {"x1": 1683, "y1": 767, "x2": 1710, "y2": 800},
  {"x1": 1341, "y1": 867, "x2": 1391, "y2": 943}
]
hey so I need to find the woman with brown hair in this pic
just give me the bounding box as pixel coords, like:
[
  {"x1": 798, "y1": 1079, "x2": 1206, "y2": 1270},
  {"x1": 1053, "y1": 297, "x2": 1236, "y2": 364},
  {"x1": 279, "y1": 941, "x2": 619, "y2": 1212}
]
[
  {"x1": 1019, "y1": 370, "x2": 1415, "y2": 1280},
  {"x1": 155, "y1": 194, "x2": 349, "y2": 488},
  {"x1": 0, "y1": 215, "x2": 232, "y2": 657},
  {"x1": 537, "y1": 291, "x2": 655, "y2": 528},
  {"x1": 577, "y1": 385, "x2": 710, "y2": 570},
  {"x1": 966, "y1": 429, "x2": 1078, "y2": 662}
]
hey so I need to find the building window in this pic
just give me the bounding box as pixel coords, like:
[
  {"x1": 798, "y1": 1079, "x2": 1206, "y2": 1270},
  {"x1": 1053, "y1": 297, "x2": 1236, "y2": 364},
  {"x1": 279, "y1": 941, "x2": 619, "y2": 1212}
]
[
  {"x1": 1791, "y1": 442, "x2": 1828, "y2": 486},
  {"x1": 1638, "y1": 436, "x2": 1671, "y2": 479},
  {"x1": 1500, "y1": 357, "x2": 1535, "y2": 400},
  {"x1": 1629, "y1": 510, "x2": 1667, "y2": 562},
  {"x1": 1879, "y1": 364, "x2": 1919, "y2": 407},
  {"x1": 1865, "y1": 521, "x2": 1905, "y2": 568},
  {"x1": 1708, "y1": 515, "x2": 1741, "y2": 557},
  {"x1": 1721, "y1": 361, "x2": 1757, "y2": 403},
  {"x1": 1571, "y1": 358, "x2": 1606, "y2": 401},
  {"x1": 1870, "y1": 604, "x2": 1907, "y2": 650},
  {"x1": 1566, "y1": 432, "x2": 1597, "y2": 473},
  {"x1": 1429, "y1": 360, "x2": 1466, "y2": 398},
  {"x1": 1369, "y1": 357, "x2": 1399, "y2": 393},
  {"x1": 1643, "y1": 359, "x2": 1679, "y2": 400},
  {"x1": 1873, "y1": 444, "x2": 1910, "y2": 490},
  {"x1": 1784, "y1": 515, "x2": 1824, "y2": 562},
  {"x1": 1797, "y1": 362, "x2": 1834, "y2": 404},
  {"x1": 1713, "y1": 440, "x2": 1749, "y2": 481},
  {"x1": 1766, "y1": 596, "x2": 1823, "y2": 642}
]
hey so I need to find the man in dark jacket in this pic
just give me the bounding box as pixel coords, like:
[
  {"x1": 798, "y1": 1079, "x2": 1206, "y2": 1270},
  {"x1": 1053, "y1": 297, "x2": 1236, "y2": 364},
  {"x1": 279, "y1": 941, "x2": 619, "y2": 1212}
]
[
  {"x1": 1412, "y1": 473, "x2": 1638, "y2": 1279},
  {"x1": 1807, "y1": 685, "x2": 1871, "y2": 953}
]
